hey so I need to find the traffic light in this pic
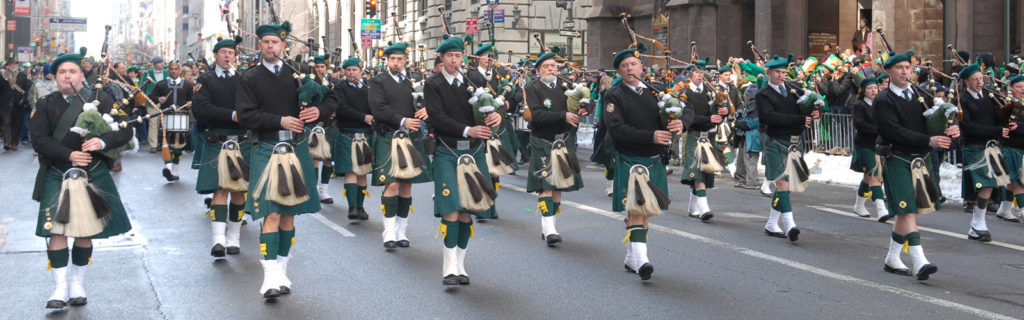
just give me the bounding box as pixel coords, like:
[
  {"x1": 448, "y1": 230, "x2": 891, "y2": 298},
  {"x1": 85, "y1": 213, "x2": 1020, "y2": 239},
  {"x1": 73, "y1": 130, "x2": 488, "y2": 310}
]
[
  {"x1": 365, "y1": 0, "x2": 377, "y2": 17},
  {"x1": 376, "y1": 48, "x2": 384, "y2": 57}
]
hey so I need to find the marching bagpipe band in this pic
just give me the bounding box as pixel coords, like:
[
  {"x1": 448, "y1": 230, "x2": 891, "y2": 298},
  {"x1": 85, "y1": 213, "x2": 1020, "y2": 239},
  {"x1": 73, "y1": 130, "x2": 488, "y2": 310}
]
[{"x1": 524, "y1": 34, "x2": 582, "y2": 189}]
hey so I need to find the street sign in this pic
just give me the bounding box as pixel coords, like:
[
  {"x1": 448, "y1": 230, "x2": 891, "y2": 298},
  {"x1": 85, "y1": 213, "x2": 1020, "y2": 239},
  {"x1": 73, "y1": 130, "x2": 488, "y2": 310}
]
[
  {"x1": 6, "y1": 21, "x2": 15, "y2": 31},
  {"x1": 361, "y1": 19, "x2": 382, "y2": 40},
  {"x1": 486, "y1": 0, "x2": 498, "y2": 5},
  {"x1": 13, "y1": 0, "x2": 30, "y2": 15},
  {"x1": 361, "y1": 37, "x2": 372, "y2": 49},
  {"x1": 466, "y1": 17, "x2": 478, "y2": 35},
  {"x1": 46, "y1": 18, "x2": 88, "y2": 32},
  {"x1": 484, "y1": 9, "x2": 505, "y2": 23},
  {"x1": 559, "y1": 31, "x2": 581, "y2": 38},
  {"x1": 17, "y1": 47, "x2": 33, "y2": 62}
]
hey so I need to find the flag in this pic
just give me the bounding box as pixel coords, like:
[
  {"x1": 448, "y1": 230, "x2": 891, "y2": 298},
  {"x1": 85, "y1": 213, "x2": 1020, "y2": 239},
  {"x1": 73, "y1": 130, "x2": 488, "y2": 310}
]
[{"x1": 822, "y1": 54, "x2": 843, "y2": 71}]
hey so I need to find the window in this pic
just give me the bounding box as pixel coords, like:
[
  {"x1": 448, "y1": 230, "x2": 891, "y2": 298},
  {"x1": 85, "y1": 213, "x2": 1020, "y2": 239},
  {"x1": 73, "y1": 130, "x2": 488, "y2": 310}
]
[
  {"x1": 182, "y1": 5, "x2": 188, "y2": 14},
  {"x1": 420, "y1": 0, "x2": 427, "y2": 14},
  {"x1": 398, "y1": 0, "x2": 406, "y2": 17},
  {"x1": 182, "y1": 23, "x2": 188, "y2": 31}
]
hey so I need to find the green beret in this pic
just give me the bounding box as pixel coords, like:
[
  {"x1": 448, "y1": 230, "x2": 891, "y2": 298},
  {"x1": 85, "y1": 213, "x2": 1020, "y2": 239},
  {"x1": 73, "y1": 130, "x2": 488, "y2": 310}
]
[
  {"x1": 256, "y1": 21, "x2": 291, "y2": 40},
  {"x1": 383, "y1": 42, "x2": 409, "y2": 56},
  {"x1": 858, "y1": 77, "x2": 878, "y2": 89},
  {"x1": 435, "y1": 35, "x2": 463, "y2": 53},
  {"x1": 213, "y1": 35, "x2": 243, "y2": 54},
  {"x1": 50, "y1": 53, "x2": 84, "y2": 75},
  {"x1": 127, "y1": 66, "x2": 139, "y2": 73},
  {"x1": 613, "y1": 44, "x2": 646, "y2": 69},
  {"x1": 341, "y1": 56, "x2": 362, "y2": 69},
  {"x1": 764, "y1": 54, "x2": 792, "y2": 70},
  {"x1": 876, "y1": 72, "x2": 889, "y2": 82},
  {"x1": 883, "y1": 50, "x2": 915, "y2": 69},
  {"x1": 1008, "y1": 74, "x2": 1024, "y2": 85},
  {"x1": 474, "y1": 43, "x2": 494, "y2": 56},
  {"x1": 959, "y1": 63, "x2": 981, "y2": 80},
  {"x1": 313, "y1": 55, "x2": 329, "y2": 64},
  {"x1": 534, "y1": 46, "x2": 561, "y2": 68},
  {"x1": 718, "y1": 64, "x2": 732, "y2": 74}
]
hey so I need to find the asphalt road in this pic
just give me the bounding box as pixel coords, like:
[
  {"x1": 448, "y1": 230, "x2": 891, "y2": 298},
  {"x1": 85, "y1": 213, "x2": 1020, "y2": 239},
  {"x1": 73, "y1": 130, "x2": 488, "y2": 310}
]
[{"x1": 1, "y1": 146, "x2": 1023, "y2": 320}]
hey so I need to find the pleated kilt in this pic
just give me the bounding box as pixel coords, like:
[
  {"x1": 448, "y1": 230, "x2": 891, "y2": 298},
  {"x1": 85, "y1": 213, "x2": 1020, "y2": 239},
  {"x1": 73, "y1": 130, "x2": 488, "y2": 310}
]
[{"x1": 36, "y1": 162, "x2": 132, "y2": 238}]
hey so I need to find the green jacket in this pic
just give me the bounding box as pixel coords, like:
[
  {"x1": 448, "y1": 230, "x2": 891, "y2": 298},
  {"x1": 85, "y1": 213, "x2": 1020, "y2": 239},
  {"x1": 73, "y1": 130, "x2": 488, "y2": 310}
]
[{"x1": 140, "y1": 68, "x2": 168, "y2": 95}]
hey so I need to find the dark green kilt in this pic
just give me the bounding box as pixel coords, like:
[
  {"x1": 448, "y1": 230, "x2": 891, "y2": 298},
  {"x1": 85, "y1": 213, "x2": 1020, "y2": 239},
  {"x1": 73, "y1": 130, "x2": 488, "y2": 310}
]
[
  {"x1": 850, "y1": 147, "x2": 880, "y2": 175},
  {"x1": 36, "y1": 163, "x2": 132, "y2": 238},
  {"x1": 590, "y1": 124, "x2": 616, "y2": 169},
  {"x1": 680, "y1": 131, "x2": 717, "y2": 188},
  {"x1": 881, "y1": 153, "x2": 940, "y2": 216},
  {"x1": 527, "y1": 134, "x2": 584, "y2": 193},
  {"x1": 1003, "y1": 146, "x2": 1024, "y2": 185},
  {"x1": 495, "y1": 120, "x2": 521, "y2": 171},
  {"x1": 245, "y1": 137, "x2": 321, "y2": 219},
  {"x1": 432, "y1": 144, "x2": 495, "y2": 218},
  {"x1": 763, "y1": 137, "x2": 802, "y2": 181},
  {"x1": 195, "y1": 129, "x2": 253, "y2": 194},
  {"x1": 963, "y1": 145, "x2": 998, "y2": 190},
  {"x1": 317, "y1": 123, "x2": 338, "y2": 161},
  {"x1": 371, "y1": 130, "x2": 432, "y2": 186},
  {"x1": 612, "y1": 153, "x2": 668, "y2": 213},
  {"x1": 332, "y1": 128, "x2": 374, "y2": 175},
  {"x1": 190, "y1": 136, "x2": 204, "y2": 169}
]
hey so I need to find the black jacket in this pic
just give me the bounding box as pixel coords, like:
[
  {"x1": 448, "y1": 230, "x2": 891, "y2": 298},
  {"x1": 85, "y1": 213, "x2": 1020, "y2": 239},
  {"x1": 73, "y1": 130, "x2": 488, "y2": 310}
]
[
  {"x1": 603, "y1": 82, "x2": 665, "y2": 157},
  {"x1": 681, "y1": 84, "x2": 715, "y2": 132},
  {"x1": 755, "y1": 82, "x2": 807, "y2": 140},
  {"x1": 850, "y1": 98, "x2": 878, "y2": 148},
  {"x1": 873, "y1": 86, "x2": 933, "y2": 155},
  {"x1": 30, "y1": 90, "x2": 132, "y2": 168},
  {"x1": 192, "y1": 71, "x2": 241, "y2": 130},
  {"x1": 236, "y1": 63, "x2": 332, "y2": 138},
  {"x1": 323, "y1": 80, "x2": 372, "y2": 130},
  {"x1": 367, "y1": 72, "x2": 415, "y2": 131},
  {"x1": 958, "y1": 90, "x2": 1003, "y2": 147},
  {"x1": 525, "y1": 78, "x2": 573, "y2": 140},
  {"x1": 424, "y1": 72, "x2": 476, "y2": 140},
  {"x1": 148, "y1": 77, "x2": 194, "y2": 109}
]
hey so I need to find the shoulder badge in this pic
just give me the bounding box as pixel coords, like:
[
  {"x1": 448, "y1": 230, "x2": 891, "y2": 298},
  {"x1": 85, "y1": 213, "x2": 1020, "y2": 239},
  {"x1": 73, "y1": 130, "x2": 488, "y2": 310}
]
[
  {"x1": 606, "y1": 103, "x2": 615, "y2": 113},
  {"x1": 193, "y1": 83, "x2": 202, "y2": 93}
]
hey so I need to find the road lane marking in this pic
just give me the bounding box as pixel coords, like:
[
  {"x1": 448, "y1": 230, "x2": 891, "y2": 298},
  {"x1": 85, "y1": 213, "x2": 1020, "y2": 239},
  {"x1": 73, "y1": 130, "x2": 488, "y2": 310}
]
[
  {"x1": 502, "y1": 184, "x2": 1017, "y2": 320},
  {"x1": 312, "y1": 213, "x2": 356, "y2": 238},
  {"x1": 810, "y1": 206, "x2": 1024, "y2": 253}
]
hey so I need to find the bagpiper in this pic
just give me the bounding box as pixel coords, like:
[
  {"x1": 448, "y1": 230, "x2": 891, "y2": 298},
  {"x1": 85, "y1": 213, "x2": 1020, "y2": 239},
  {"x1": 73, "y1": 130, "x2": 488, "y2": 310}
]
[
  {"x1": 849, "y1": 77, "x2": 890, "y2": 221},
  {"x1": 31, "y1": 52, "x2": 134, "y2": 308},
  {"x1": 997, "y1": 74, "x2": 1024, "y2": 223},
  {"x1": 312, "y1": 55, "x2": 339, "y2": 204},
  {"x1": 680, "y1": 58, "x2": 729, "y2": 221},
  {"x1": 321, "y1": 56, "x2": 375, "y2": 220},
  {"x1": 755, "y1": 54, "x2": 821, "y2": 242},
  {"x1": 236, "y1": 21, "x2": 330, "y2": 299},
  {"x1": 367, "y1": 42, "x2": 432, "y2": 249},
  {"x1": 603, "y1": 44, "x2": 684, "y2": 281},
  {"x1": 425, "y1": 35, "x2": 502, "y2": 286},
  {"x1": 148, "y1": 60, "x2": 193, "y2": 182},
  {"x1": 524, "y1": 46, "x2": 584, "y2": 244},
  {"x1": 192, "y1": 36, "x2": 250, "y2": 258},
  {"x1": 874, "y1": 50, "x2": 958, "y2": 280}
]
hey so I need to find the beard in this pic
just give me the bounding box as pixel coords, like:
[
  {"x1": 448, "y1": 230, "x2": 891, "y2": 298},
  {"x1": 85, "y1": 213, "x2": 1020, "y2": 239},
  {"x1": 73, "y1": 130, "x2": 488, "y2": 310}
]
[{"x1": 540, "y1": 74, "x2": 557, "y2": 85}]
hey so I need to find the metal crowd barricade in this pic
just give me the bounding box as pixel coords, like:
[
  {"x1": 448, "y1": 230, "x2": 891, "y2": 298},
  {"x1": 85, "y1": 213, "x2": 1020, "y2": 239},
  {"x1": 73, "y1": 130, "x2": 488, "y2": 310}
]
[{"x1": 802, "y1": 113, "x2": 854, "y2": 155}]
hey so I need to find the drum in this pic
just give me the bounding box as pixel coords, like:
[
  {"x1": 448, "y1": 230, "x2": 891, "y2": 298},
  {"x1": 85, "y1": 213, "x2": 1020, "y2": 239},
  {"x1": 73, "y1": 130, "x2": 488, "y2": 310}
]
[{"x1": 165, "y1": 111, "x2": 191, "y2": 132}]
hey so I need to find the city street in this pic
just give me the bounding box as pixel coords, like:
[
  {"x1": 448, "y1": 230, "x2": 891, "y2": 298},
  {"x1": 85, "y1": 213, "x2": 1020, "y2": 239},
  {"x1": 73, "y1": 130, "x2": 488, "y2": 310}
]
[{"x1": 2, "y1": 147, "x2": 1023, "y2": 319}]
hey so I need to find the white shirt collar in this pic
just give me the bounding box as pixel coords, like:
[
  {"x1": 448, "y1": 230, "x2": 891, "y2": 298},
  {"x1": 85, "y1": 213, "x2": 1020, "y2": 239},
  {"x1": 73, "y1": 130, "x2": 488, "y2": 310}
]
[
  {"x1": 388, "y1": 69, "x2": 407, "y2": 83},
  {"x1": 478, "y1": 66, "x2": 489, "y2": 76},
  {"x1": 168, "y1": 77, "x2": 182, "y2": 85},
  {"x1": 864, "y1": 97, "x2": 873, "y2": 105},
  {"x1": 348, "y1": 79, "x2": 364, "y2": 88},
  {"x1": 441, "y1": 68, "x2": 462, "y2": 85},
  {"x1": 689, "y1": 81, "x2": 704, "y2": 92},
  {"x1": 768, "y1": 81, "x2": 785, "y2": 93},
  {"x1": 262, "y1": 59, "x2": 283, "y2": 73},
  {"x1": 966, "y1": 87, "x2": 982, "y2": 99},
  {"x1": 215, "y1": 65, "x2": 234, "y2": 77},
  {"x1": 625, "y1": 81, "x2": 647, "y2": 93},
  {"x1": 889, "y1": 82, "x2": 912, "y2": 95}
]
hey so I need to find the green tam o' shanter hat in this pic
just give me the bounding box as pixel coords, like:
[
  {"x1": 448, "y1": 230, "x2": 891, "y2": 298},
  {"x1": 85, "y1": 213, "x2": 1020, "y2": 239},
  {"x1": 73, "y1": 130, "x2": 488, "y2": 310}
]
[
  {"x1": 474, "y1": 43, "x2": 494, "y2": 56},
  {"x1": 255, "y1": 21, "x2": 292, "y2": 40},
  {"x1": 1008, "y1": 74, "x2": 1024, "y2": 85},
  {"x1": 764, "y1": 54, "x2": 792, "y2": 70},
  {"x1": 876, "y1": 72, "x2": 889, "y2": 82},
  {"x1": 882, "y1": 50, "x2": 915, "y2": 69},
  {"x1": 49, "y1": 47, "x2": 87, "y2": 75},
  {"x1": 534, "y1": 46, "x2": 561, "y2": 68},
  {"x1": 435, "y1": 35, "x2": 464, "y2": 53},
  {"x1": 718, "y1": 64, "x2": 732, "y2": 74},
  {"x1": 858, "y1": 77, "x2": 878, "y2": 89},
  {"x1": 959, "y1": 63, "x2": 982, "y2": 80},
  {"x1": 341, "y1": 56, "x2": 362, "y2": 69},
  {"x1": 383, "y1": 42, "x2": 409, "y2": 56},
  {"x1": 313, "y1": 55, "x2": 329, "y2": 65},
  {"x1": 613, "y1": 43, "x2": 646, "y2": 69},
  {"x1": 213, "y1": 35, "x2": 243, "y2": 54}
]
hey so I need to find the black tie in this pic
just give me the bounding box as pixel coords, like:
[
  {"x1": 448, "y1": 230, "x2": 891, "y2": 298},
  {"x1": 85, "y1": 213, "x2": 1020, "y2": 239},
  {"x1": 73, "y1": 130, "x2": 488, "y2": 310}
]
[
  {"x1": 398, "y1": 74, "x2": 405, "y2": 82},
  {"x1": 274, "y1": 65, "x2": 281, "y2": 77},
  {"x1": 221, "y1": 71, "x2": 228, "y2": 78},
  {"x1": 453, "y1": 78, "x2": 460, "y2": 88},
  {"x1": 635, "y1": 87, "x2": 643, "y2": 95}
]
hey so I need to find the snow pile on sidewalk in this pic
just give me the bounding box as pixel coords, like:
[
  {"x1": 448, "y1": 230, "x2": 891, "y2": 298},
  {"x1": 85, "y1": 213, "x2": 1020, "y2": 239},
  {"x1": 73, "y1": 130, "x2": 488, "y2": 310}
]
[
  {"x1": 938, "y1": 162, "x2": 963, "y2": 203},
  {"x1": 576, "y1": 126, "x2": 595, "y2": 148}
]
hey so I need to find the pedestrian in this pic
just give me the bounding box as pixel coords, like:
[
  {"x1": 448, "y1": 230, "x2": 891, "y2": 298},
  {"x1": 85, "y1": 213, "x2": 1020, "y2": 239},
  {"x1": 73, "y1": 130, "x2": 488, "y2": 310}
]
[
  {"x1": 849, "y1": 77, "x2": 890, "y2": 221},
  {"x1": 236, "y1": 20, "x2": 330, "y2": 299},
  {"x1": 368, "y1": 41, "x2": 432, "y2": 249},
  {"x1": 31, "y1": 51, "x2": 134, "y2": 309},
  {"x1": 603, "y1": 44, "x2": 684, "y2": 281},
  {"x1": 192, "y1": 36, "x2": 249, "y2": 258},
  {"x1": 424, "y1": 34, "x2": 501, "y2": 286}
]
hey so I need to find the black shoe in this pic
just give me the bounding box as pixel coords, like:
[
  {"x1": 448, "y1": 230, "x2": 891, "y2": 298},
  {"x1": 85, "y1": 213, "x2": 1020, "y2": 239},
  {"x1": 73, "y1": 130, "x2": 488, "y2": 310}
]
[
  {"x1": 877, "y1": 215, "x2": 891, "y2": 223},
  {"x1": 987, "y1": 202, "x2": 999, "y2": 213},
  {"x1": 625, "y1": 264, "x2": 635, "y2": 272},
  {"x1": 263, "y1": 288, "x2": 281, "y2": 299},
  {"x1": 443, "y1": 274, "x2": 460, "y2": 286},
  {"x1": 204, "y1": 197, "x2": 212, "y2": 208},
  {"x1": 68, "y1": 297, "x2": 87, "y2": 306},
  {"x1": 699, "y1": 212, "x2": 714, "y2": 222},
  {"x1": 226, "y1": 246, "x2": 240, "y2": 255},
  {"x1": 45, "y1": 300, "x2": 66, "y2": 309},
  {"x1": 764, "y1": 228, "x2": 786, "y2": 238},
  {"x1": 347, "y1": 207, "x2": 358, "y2": 220},
  {"x1": 357, "y1": 207, "x2": 369, "y2": 220},
  {"x1": 397, "y1": 240, "x2": 410, "y2": 247},
  {"x1": 996, "y1": 215, "x2": 1022, "y2": 223},
  {"x1": 967, "y1": 228, "x2": 992, "y2": 242},
  {"x1": 320, "y1": 197, "x2": 333, "y2": 204},
  {"x1": 787, "y1": 228, "x2": 801, "y2": 242},
  {"x1": 211, "y1": 244, "x2": 226, "y2": 257},
  {"x1": 545, "y1": 234, "x2": 562, "y2": 245},
  {"x1": 384, "y1": 241, "x2": 397, "y2": 249},
  {"x1": 279, "y1": 286, "x2": 291, "y2": 295},
  {"x1": 883, "y1": 263, "x2": 911, "y2": 276},
  {"x1": 457, "y1": 275, "x2": 470, "y2": 285},
  {"x1": 637, "y1": 263, "x2": 654, "y2": 281},
  {"x1": 163, "y1": 168, "x2": 174, "y2": 181},
  {"x1": 491, "y1": 212, "x2": 499, "y2": 219},
  {"x1": 916, "y1": 264, "x2": 937, "y2": 281}
]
